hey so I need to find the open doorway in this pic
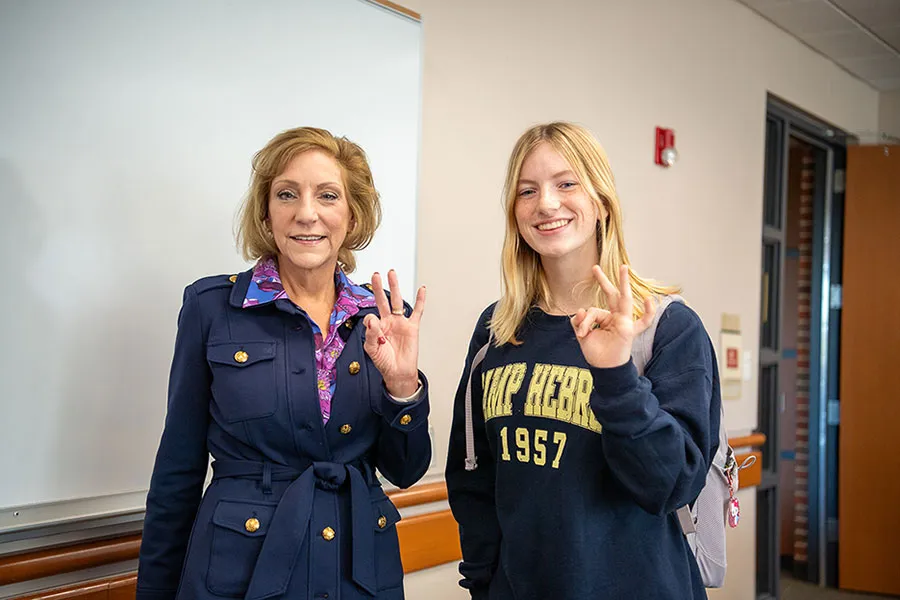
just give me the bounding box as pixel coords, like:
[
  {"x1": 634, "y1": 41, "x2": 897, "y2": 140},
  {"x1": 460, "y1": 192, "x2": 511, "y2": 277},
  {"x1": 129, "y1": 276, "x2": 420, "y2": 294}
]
[
  {"x1": 778, "y1": 135, "x2": 833, "y2": 585},
  {"x1": 756, "y1": 96, "x2": 846, "y2": 599}
]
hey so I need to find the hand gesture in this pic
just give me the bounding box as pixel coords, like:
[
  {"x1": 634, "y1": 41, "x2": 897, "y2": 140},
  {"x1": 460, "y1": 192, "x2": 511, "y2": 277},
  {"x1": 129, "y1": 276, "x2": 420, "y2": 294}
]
[
  {"x1": 570, "y1": 265, "x2": 656, "y2": 369},
  {"x1": 363, "y1": 270, "x2": 426, "y2": 398}
]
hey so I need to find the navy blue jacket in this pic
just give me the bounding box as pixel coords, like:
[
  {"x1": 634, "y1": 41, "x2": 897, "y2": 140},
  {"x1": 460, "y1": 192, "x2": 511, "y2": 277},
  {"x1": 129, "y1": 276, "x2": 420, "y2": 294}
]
[
  {"x1": 446, "y1": 303, "x2": 719, "y2": 599},
  {"x1": 136, "y1": 269, "x2": 431, "y2": 600}
]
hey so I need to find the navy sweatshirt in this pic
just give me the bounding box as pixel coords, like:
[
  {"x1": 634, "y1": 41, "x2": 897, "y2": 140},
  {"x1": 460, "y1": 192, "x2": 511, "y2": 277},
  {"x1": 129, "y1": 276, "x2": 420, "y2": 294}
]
[{"x1": 446, "y1": 302, "x2": 721, "y2": 600}]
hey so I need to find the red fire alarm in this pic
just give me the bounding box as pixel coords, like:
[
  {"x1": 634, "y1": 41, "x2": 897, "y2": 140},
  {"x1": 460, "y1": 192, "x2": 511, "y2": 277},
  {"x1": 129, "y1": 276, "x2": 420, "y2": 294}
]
[
  {"x1": 655, "y1": 127, "x2": 678, "y2": 167},
  {"x1": 727, "y1": 347, "x2": 739, "y2": 369}
]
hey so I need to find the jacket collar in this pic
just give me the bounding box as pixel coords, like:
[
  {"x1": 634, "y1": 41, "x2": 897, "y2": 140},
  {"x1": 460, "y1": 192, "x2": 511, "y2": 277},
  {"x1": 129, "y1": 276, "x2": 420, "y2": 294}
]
[{"x1": 228, "y1": 258, "x2": 376, "y2": 315}]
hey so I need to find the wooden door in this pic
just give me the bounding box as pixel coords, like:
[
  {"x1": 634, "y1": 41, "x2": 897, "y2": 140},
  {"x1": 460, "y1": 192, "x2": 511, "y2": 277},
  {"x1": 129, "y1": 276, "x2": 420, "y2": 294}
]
[{"x1": 839, "y1": 144, "x2": 900, "y2": 595}]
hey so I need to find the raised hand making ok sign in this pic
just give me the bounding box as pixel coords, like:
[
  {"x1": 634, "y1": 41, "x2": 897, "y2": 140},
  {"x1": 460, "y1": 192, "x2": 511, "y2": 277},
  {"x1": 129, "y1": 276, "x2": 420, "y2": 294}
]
[
  {"x1": 570, "y1": 264, "x2": 657, "y2": 369},
  {"x1": 363, "y1": 269, "x2": 426, "y2": 398}
]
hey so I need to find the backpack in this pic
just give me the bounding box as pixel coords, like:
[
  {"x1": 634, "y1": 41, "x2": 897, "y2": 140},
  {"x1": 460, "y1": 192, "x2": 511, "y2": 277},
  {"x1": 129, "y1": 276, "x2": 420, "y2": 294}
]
[
  {"x1": 632, "y1": 295, "x2": 748, "y2": 588},
  {"x1": 462, "y1": 295, "x2": 752, "y2": 588}
]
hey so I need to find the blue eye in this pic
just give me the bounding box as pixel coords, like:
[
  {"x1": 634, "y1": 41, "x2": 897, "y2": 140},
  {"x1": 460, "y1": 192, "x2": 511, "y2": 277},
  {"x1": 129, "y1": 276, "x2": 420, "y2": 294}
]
[
  {"x1": 321, "y1": 191, "x2": 339, "y2": 201},
  {"x1": 560, "y1": 182, "x2": 577, "y2": 189},
  {"x1": 276, "y1": 190, "x2": 296, "y2": 201},
  {"x1": 518, "y1": 189, "x2": 535, "y2": 198}
]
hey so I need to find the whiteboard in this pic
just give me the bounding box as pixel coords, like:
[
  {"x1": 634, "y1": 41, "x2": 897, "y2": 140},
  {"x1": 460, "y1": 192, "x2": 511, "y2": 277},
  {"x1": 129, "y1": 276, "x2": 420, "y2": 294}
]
[{"x1": 0, "y1": 0, "x2": 421, "y2": 533}]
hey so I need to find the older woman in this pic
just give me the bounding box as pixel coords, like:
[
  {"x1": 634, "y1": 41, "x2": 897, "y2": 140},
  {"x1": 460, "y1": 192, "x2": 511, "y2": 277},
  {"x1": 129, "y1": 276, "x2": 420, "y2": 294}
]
[{"x1": 137, "y1": 127, "x2": 430, "y2": 600}]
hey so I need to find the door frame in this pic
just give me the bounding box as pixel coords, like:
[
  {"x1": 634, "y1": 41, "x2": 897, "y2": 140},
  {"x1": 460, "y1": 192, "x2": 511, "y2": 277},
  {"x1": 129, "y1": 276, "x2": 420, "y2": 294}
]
[{"x1": 757, "y1": 94, "x2": 849, "y2": 597}]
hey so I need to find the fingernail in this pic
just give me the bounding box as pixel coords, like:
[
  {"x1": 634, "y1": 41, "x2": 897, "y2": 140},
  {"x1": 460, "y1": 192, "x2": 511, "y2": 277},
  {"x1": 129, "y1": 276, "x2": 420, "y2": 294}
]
[{"x1": 378, "y1": 336, "x2": 387, "y2": 345}]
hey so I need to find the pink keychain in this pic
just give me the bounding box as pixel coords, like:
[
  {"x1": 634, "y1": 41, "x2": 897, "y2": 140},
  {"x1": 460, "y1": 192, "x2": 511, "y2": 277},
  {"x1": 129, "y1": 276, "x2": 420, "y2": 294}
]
[
  {"x1": 726, "y1": 454, "x2": 757, "y2": 528},
  {"x1": 728, "y1": 491, "x2": 741, "y2": 528}
]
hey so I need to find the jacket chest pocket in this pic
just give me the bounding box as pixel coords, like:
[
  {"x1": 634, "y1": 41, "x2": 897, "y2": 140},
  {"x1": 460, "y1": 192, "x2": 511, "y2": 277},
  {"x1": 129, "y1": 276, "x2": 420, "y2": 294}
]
[
  {"x1": 207, "y1": 341, "x2": 278, "y2": 422},
  {"x1": 206, "y1": 499, "x2": 277, "y2": 597}
]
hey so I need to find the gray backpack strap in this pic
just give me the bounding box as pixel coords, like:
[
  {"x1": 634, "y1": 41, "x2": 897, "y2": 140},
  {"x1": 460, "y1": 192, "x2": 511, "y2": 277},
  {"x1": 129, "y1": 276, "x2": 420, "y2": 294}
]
[
  {"x1": 677, "y1": 505, "x2": 697, "y2": 534},
  {"x1": 632, "y1": 295, "x2": 682, "y2": 377},
  {"x1": 464, "y1": 331, "x2": 493, "y2": 471}
]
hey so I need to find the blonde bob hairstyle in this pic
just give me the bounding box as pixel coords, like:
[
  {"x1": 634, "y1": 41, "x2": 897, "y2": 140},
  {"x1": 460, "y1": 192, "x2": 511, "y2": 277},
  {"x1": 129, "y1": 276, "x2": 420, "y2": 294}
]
[
  {"x1": 491, "y1": 121, "x2": 680, "y2": 345},
  {"x1": 236, "y1": 126, "x2": 382, "y2": 273}
]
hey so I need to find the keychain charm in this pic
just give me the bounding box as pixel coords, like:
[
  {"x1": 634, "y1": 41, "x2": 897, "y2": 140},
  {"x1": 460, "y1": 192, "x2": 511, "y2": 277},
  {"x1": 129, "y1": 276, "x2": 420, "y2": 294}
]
[
  {"x1": 728, "y1": 495, "x2": 741, "y2": 527},
  {"x1": 725, "y1": 453, "x2": 741, "y2": 528}
]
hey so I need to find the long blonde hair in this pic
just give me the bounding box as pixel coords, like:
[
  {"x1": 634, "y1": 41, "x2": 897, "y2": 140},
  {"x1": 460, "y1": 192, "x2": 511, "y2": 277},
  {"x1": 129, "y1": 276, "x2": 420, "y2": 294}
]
[
  {"x1": 492, "y1": 122, "x2": 680, "y2": 345},
  {"x1": 236, "y1": 126, "x2": 382, "y2": 273}
]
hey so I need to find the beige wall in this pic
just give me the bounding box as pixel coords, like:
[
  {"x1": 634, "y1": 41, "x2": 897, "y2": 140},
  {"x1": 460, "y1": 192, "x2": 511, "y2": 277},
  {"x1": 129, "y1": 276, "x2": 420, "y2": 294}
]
[
  {"x1": 405, "y1": 563, "x2": 469, "y2": 600},
  {"x1": 880, "y1": 90, "x2": 900, "y2": 138},
  {"x1": 400, "y1": 0, "x2": 879, "y2": 598}
]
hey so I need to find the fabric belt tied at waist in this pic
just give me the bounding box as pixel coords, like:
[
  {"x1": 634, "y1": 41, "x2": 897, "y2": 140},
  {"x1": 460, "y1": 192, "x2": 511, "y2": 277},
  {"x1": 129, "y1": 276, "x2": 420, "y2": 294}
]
[{"x1": 211, "y1": 459, "x2": 378, "y2": 599}]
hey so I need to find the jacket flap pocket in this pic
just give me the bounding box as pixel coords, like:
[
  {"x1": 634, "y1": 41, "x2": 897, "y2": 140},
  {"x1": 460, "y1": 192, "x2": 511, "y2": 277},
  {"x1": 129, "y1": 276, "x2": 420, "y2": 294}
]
[
  {"x1": 211, "y1": 499, "x2": 278, "y2": 537},
  {"x1": 207, "y1": 342, "x2": 276, "y2": 367},
  {"x1": 372, "y1": 497, "x2": 402, "y2": 532}
]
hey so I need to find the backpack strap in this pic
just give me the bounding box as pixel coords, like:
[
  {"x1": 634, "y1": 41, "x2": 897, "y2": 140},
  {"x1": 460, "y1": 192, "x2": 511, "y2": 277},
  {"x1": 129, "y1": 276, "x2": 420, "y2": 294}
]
[
  {"x1": 464, "y1": 330, "x2": 493, "y2": 471},
  {"x1": 676, "y1": 505, "x2": 697, "y2": 534},
  {"x1": 632, "y1": 295, "x2": 683, "y2": 377}
]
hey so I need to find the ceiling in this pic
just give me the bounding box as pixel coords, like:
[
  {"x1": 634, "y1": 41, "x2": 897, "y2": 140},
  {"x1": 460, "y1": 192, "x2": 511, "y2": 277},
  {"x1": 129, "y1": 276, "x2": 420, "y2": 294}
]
[{"x1": 734, "y1": 0, "x2": 900, "y2": 91}]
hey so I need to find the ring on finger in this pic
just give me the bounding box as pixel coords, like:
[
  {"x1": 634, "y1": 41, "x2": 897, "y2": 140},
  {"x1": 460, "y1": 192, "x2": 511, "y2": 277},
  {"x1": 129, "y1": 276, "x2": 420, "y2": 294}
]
[{"x1": 391, "y1": 308, "x2": 404, "y2": 315}]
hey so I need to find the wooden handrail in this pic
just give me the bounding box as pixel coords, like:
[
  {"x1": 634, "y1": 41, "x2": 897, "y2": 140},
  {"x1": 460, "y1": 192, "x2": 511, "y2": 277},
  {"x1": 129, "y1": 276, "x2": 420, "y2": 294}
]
[
  {"x1": 12, "y1": 572, "x2": 136, "y2": 600},
  {"x1": 0, "y1": 534, "x2": 141, "y2": 586},
  {"x1": 387, "y1": 481, "x2": 448, "y2": 508},
  {"x1": 728, "y1": 433, "x2": 767, "y2": 449}
]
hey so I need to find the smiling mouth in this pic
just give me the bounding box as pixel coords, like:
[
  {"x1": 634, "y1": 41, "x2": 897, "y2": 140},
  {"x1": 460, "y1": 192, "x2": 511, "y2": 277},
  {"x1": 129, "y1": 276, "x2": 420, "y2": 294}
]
[
  {"x1": 290, "y1": 234, "x2": 325, "y2": 242},
  {"x1": 535, "y1": 219, "x2": 572, "y2": 232}
]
